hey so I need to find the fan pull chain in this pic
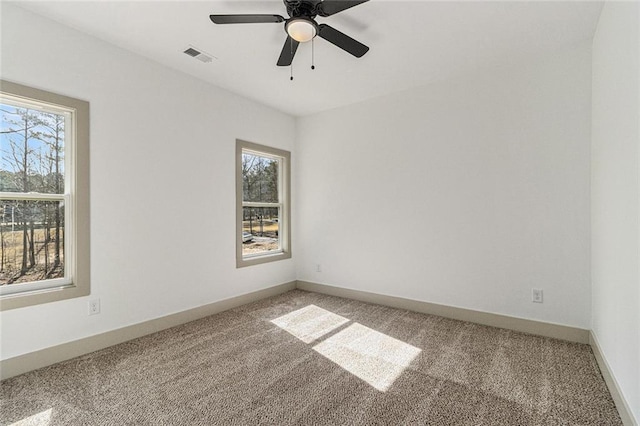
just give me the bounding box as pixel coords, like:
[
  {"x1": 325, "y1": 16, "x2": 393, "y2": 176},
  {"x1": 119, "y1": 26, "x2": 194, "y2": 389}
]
[
  {"x1": 290, "y1": 37, "x2": 294, "y2": 81},
  {"x1": 311, "y1": 38, "x2": 315, "y2": 70}
]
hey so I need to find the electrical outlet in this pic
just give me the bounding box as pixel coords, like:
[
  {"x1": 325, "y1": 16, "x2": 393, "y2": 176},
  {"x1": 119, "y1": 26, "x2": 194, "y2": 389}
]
[
  {"x1": 532, "y1": 289, "x2": 543, "y2": 303},
  {"x1": 88, "y1": 299, "x2": 101, "y2": 315},
  {"x1": 316, "y1": 264, "x2": 322, "y2": 273}
]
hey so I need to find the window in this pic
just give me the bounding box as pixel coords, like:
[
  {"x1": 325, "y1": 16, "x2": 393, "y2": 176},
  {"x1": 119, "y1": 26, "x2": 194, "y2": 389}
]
[
  {"x1": 0, "y1": 80, "x2": 89, "y2": 310},
  {"x1": 236, "y1": 140, "x2": 291, "y2": 267}
]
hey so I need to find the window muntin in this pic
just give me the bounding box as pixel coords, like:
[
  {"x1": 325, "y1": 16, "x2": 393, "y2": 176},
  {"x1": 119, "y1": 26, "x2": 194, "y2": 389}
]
[
  {"x1": 0, "y1": 80, "x2": 89, "y2": 310},
  {"x1": 236, "y1": 140, "x2": 290, "y2": 267}
]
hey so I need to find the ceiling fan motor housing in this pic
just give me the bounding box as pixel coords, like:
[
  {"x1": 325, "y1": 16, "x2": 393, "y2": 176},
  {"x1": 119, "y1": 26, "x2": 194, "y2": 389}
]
[{"x1": 283, "y1": 0, "x2": 322, "y2": 19}]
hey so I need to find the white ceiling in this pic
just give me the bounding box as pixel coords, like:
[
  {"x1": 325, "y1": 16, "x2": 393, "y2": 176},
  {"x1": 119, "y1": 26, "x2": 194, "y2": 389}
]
[{"x1": 10, "y1": 1, "x2": 603, "y2": 117}]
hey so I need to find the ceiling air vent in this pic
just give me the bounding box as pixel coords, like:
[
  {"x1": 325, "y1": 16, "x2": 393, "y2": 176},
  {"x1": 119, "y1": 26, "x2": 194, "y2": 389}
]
[{"x1": 183, "y1": 45, "x2": 215, "y2": 63}]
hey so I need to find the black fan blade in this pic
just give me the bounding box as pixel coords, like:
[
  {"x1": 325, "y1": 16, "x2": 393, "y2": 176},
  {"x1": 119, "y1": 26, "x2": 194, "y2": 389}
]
[
  {"x1": 277, "y1": 36, "x2": 300, "y2": 66},
  {"x1": 210, "y1": 14, "x2": 285, "y2": 24},
  {"x1": 317, "y1": 0, "x2": 369, "y2": 17},
  {"x1": 318, "y1": 24, "x2": 369, "y2": 58}
]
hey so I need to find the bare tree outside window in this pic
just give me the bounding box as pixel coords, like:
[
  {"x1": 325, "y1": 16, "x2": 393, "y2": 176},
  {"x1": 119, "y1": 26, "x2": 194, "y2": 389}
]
[
  {"x1": 241, "y1": 152, "x2": 280, "y2": 256},
  {"x1": 236, "y1": 140, "x2": 290, "y2": 268},
  {"x1": 0, "y1": 103, "x2": 66, "y2": 285}
]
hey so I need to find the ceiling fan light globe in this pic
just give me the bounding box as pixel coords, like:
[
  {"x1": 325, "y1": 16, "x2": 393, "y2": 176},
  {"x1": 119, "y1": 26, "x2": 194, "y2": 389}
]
[{"x1": 286, "y1": 19, "x2": 316, "y2": 43}]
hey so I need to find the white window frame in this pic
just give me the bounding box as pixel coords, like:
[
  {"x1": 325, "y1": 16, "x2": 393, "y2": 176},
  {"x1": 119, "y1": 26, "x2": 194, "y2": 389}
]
[
  {"x1": 236, "y1": 140, "x2": 291, "y2": 268},
  {"x1": 0, "y1": 80, "x2": 90, "y2": 310}
]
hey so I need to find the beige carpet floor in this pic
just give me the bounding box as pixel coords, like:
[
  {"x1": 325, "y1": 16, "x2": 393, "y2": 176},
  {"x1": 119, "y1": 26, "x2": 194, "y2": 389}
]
[{"x1": 1, "y1": 290, "x2": 622, "y2": 425}]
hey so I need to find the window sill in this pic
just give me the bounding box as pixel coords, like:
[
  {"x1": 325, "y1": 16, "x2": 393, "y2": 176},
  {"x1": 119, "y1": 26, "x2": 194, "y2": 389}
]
[
  {"x1": 237, "y1": 251, "x2": 292, "y2": 268},
  {"x1": 0, "y1": 282, "x2": 89, "y2": 311}
]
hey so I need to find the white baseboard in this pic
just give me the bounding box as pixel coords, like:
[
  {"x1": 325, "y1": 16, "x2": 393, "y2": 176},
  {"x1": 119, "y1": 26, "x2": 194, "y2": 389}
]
[
  {"x1": 296, "y1": 280, "x2": 590, "y2": 344},
  {"x1": 589, "y1": 331, "x2": 638, "y2": 426},
  {"x1": 299, "y1": 281, "x2": 635, "y2": 424},
  {"x1": 4, "y1": 279, "x2": 634, "y2": 426},
  {"x1": 0, "y1": 281, "x2": 296, "y2": 381}
]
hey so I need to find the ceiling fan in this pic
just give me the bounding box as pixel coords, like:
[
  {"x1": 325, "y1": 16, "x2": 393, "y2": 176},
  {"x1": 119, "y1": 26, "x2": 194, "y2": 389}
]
[{"x1": 210, "y1": 0, "x2": 370, "y2": 67}]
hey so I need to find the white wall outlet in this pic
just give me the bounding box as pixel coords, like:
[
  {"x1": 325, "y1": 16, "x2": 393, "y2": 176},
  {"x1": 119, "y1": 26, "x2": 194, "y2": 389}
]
[
  {"x1": 88, "y1": 299, "x2": 101, "y2": 315},
  {"x1": 316, "y1": 264, "x2": 322, "y2": 273},
  {"x1": 532, "y1": 289, "x2": 543, "y2": 303}
]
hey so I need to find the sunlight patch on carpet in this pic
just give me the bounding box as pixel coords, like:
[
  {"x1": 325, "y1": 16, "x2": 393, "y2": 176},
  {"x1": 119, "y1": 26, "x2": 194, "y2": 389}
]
[
  {"x1": 9, "y1": 408, "x2": 52, "y2": 426},
  {"x1": 313, "y1": 323, "x2": 422, "y2": 391},
  {"x1": 271, "y1": 305, "x2": 421, "y2": 392},
  {"x1": 270, "y1": 304, "x2": 349, "y2": 343}
]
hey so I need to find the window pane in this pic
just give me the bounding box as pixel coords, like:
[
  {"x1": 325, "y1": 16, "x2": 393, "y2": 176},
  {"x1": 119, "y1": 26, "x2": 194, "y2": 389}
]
[
  {"x1": 242, "y1": 152, "x2": 278, "y2": 203},
  {"x1": 0, "y1": 199, "x2": 65, "y2": 285},
  {"x1": 0, "y1": 103, "x2": 66, "y2": 194},
  {"x1": 242, "y1": 207, "x2": 280, "y2": 256}
]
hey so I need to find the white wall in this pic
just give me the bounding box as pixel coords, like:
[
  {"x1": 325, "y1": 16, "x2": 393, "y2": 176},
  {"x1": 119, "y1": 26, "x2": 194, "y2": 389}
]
[
  {"x1": 591, "y1": 2, "x2": 640, "y2": 423},
  {"x1": 296, "y1": 43, "x2": 593, "y2": 328},
  {"x1": 0, "y1": 4, "x2": 296, "y2": 360},
  {"x1": 1, "y1": 6, "x2": 637, "y2": 422}
]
